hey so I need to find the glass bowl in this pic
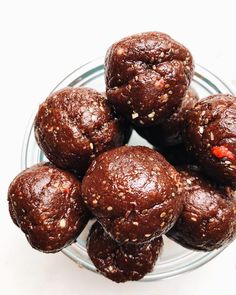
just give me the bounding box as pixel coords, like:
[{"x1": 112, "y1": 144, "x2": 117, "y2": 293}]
[{"x1": 21, "y1": 58, "x2": 235, "y2": 281}]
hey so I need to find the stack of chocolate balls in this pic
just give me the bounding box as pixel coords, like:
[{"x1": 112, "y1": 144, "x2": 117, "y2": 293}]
[{"x1": 8, "y1": 32, "x2": 236, "y2": 283}]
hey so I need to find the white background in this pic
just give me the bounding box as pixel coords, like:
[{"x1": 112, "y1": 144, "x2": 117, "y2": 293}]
[{"x1": 1, "y1": 1, "x2": 236, "y2": 294}]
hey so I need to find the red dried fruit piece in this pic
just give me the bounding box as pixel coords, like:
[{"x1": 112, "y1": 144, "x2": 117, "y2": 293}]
[
  {"x1": 212, "y1": 146, "x2": 235, "y2": 161},
  {"x1": 64, "y1": 188, "x2": 70, "y2": 194}
]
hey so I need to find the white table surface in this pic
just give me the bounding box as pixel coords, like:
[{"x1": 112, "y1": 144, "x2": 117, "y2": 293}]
[{"x1": 1, "y1": 1, "x2": 236, "y2": 294}]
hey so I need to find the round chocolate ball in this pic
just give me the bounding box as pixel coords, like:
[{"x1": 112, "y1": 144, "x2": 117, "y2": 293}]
[
  {"x1": 183, "y1": 94, "x2": 236, "y2": 187},
  {"x1": 105, "y1": 32, "x2": 194, "y2": 126},
  {"x1": 87, "y1": 222, "x2": 163, "y2": 283},
  {"x1": 8, "y1": 163, "x2": 90, "y2": 253},
  {"x1": 135, "y1": 88, "x2": 199, "y2": 147},
  {"x1": 167, "y1": 167, "x2": 236, "y2": 251},
  {"x1": 34, "y1": 87, "x2": 131, "y2": 176},
  {"x1": 82, "y1": 146, "x2": 183, "y2": 244}
]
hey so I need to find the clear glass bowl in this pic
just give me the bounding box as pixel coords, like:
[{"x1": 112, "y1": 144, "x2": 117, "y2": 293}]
[{"x1": 21, "y1": 58, "x2": 235, "y2": 281}]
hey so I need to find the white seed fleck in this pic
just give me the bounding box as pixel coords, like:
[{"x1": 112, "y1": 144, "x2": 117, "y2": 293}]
[
  {"x1": 90, "y1": 143, "x2": 94, "y2": 149},
  {"x1": 135, "y1": 76, "x2": 138, "y2": 81},
  {"x1": 92, "y1": 200, "x2": 98, "y2": 205},
  {"x1": 199, "y1": 126, "x2": 204, "y2": 134},
  {"x1": 160, "y1": 52, "x2": 165, "y2": 58},
  {"x1": 91, "y1": 115, "x2": 97, "y2": 121},
  {"x1": 59, "y1": 219, "x2": 66, "y2": 228},
  {"x1": 132, "y1": 112, "x2": 139, "y2": 119},
  {"x1": 191, "y1": 217, "x2": 197, "y2": 222},
  {"x1": 210, "y1": 132, "x2": 214, "y2": 141},
  {"x1": 160, "y1": 222, "x2": 165, "y2": 227},
  {"x1": 148, "y1": 111, "x2": 155, "y2": 118},
  {"x1": 132, "y1": 221, "x2": 139, "y2": 226},
  {"x1": 145, "y1": 234, "x2": 151, "y2": 238},
  {"x1": 186, "y1": 179, "x2": 192, "y2": 185},
  {"x1": 107, "y1": 206, "x2": 113, "y2": 211}
]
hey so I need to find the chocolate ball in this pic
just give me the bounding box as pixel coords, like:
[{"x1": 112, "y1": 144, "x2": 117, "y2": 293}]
[
  {"x1": 34, "y1": 87, "x2": 131, "y2": 176},
  {"x1": 87, "y1": 222, "x2": 163, "y2": 283},
  {"x1": 105, "y1": 32, "x2": 194, "y2": 126},
  {"x1": 82, "y1": 146, "x2": 183, "y2": 243},
  {"x1": 8, "y1": 163, "x2": 90, "y2": 253},
  {"x1": 183, "y1": 94, "x2": 236, "y2": 187},
  {"x1": 167, "y1": 167, "x2": 236, "y2": 251}
]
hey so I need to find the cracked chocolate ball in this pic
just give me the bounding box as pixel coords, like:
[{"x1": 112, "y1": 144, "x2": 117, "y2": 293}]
[
  {"x1": 183, "y1": 94, "x2": 236, "y2": 187},
  {"x1": 8, "y1": 163, "x2": 90, "y2": 253},
  {"x1": 167, "y1": 167, "x2": 236, "y2": 251},
  {"x1": 82, "y1": 146, "x2": 183, "y2": 244},
  {"x1": 105, "y1": 32, "x2": 194, "y2": 126},
  {"x1": 34, "y1": 87, "x2": 131, "y2": 176},
  {"x1": 135, "y1": 88, "x2": 199, "y2": 147},
  {"x1": 87, "y1": 222, "x2": 163, "y2": 283}
]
